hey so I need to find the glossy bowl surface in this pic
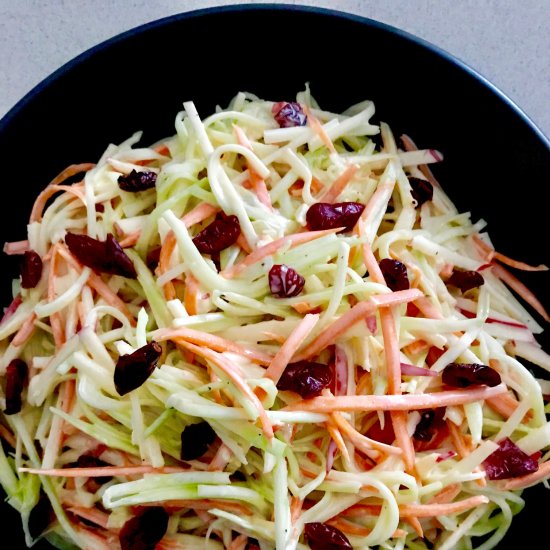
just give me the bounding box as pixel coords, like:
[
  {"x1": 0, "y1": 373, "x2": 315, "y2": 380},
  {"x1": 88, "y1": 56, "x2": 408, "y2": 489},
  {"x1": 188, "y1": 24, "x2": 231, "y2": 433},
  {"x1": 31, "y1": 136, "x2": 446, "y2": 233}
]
[{"x1": 1, "y1": 5, "x2": 549, "y2": 549}]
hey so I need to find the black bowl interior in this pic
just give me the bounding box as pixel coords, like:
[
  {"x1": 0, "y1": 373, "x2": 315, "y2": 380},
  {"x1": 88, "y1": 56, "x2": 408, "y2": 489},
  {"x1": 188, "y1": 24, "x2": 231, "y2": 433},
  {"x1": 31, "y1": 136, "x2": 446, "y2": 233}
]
[{"x1": 1, "y1": 5, "x2": 549, "y2": 549}]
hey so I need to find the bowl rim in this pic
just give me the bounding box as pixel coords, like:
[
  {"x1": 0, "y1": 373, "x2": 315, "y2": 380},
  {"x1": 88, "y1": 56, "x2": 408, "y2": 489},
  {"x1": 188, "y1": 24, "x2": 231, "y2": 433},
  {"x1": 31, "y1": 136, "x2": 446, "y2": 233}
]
[{"x1": 1, "y1": 3, "x2": 549, "y2": 147}]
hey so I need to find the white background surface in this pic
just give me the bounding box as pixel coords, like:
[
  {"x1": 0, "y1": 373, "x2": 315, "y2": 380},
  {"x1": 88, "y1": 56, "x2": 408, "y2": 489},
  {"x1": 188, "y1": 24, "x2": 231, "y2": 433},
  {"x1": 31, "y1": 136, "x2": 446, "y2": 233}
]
[{"x1": 0, "y1": 0, "x2": 549, "y2": 138}]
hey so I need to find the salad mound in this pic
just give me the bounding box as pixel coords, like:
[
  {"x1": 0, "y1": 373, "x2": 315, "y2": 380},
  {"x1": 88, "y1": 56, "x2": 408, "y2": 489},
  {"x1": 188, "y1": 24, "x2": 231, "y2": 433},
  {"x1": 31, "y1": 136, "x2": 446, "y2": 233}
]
[{"x1": 1, "y1": 88, "x2": 550, "y2": 550}]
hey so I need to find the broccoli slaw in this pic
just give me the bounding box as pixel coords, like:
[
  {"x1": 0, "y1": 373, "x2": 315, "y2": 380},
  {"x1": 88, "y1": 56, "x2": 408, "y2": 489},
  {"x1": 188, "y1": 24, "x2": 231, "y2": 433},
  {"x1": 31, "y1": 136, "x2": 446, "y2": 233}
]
[{"x1": 1, "y1": 87, "x2": 550, "y2": 550}]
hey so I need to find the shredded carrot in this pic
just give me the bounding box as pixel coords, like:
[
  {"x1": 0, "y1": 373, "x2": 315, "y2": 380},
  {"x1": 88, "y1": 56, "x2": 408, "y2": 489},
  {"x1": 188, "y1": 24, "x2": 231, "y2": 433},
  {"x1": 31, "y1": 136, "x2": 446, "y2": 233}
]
[
  {"x1": 183, "y1": 274, "x2": 200, "y2": 316},
  {"x1": 326, "y1": 517, "x2": 373, "y2": 537},
  {"x1": 403, "y1": 339, "x2": 430, "y2": 356},
  {"x1": 293, "y1": 289, "x2": 423, "y2": 362},
  {"x1": 234, "y1": 125, "x2": 273, "y2": 210},
  {"x1": 446, "y1": 420, "x2": 471, "y2": 458},
  {"x1": 181, "y1": 202, "x2": 220, "y2": 227},
  {"x1": 154, "y1": 326, "x2": 273, "y2": 366},
  {"x1": 30, "y1": 183, "x2": 87, "y2": 223},
  {"x1": 117, "y1": 231, "x2": 140, "y2": 249},
  {"x1": 485, "y1": 392, "x2": 527, "y2": 421},
  {"x1": 154, "y1": 143, "x2": 170, "y2": 156},
  {"x1": 147, "y1": 499, "x2": 253, "y2": 516},
  {"x1": 179, "y1": 342, "x2": 273, "y2": 440},
  {"x1": 303, "y1": 105, "x2": 336, "y2": 154},
  {"x1": 290, "y1": 496, "x2": 303, "y2": 523},
  {"x1": 264, "y1": 313, "x2": 319, "y2": 382},
  {"x1": 67, "y1": 506, "x2": 112, "y2": 530},
  {"x1": 406, "y1": 516, "x2": 424, "y2": 538},
  {"x1": 491, "y1": 262, "x2": 550, "y2": 321},
  {"x1": 331, "y1": 411, "x2": 402, "y2": 456},
  {"x1": 472, "y1": 234, "x2": 548, "y2": 271},
  {"x1": 321, "y1": 164, "x2": 359, "y2": 203},
  {"x1": 427, "y1": 483, "x2": 461, "y2": 504},
  {"x1": 236, "y1": 232, "x2": 253, "y2": 254},
  {"x1": 291, "y1": 301, "x2": 317, "y2": 314},
  {"x1": 501, "y1": 460, "x2": 550, "y2": 490},
  {"x1": 228, "y1": 534, "x2": 248, "y2": 550},
  {"x1": 222, "y1": 227, "x2": 343, "y2": 279},
  {"x1": 283, "y1": 384, "x2": 507, "y2": 413},
  {"x1": 11, "y1": 312, "x2": 37, "y2": 347},
  {"x1": 208, "y1": 443, "x2": 232, "y2": 472},
  {"x1": 326, "y1": 418, "x2": 351, "y2": 464},
  {"x1": 47, "y1": 245, "x2": 66, "y2": 348}
]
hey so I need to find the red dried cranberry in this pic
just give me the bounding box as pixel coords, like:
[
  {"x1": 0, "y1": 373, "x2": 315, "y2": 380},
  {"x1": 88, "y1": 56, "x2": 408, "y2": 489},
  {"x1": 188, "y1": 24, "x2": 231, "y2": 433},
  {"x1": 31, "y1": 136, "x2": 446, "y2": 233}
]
[
  {"x1": 304, "y1": 522, "x2": 352, "y2": 550},
  {"x1": 4, "y1": 359, "x2": 28, "y2": 415},
  {"x1": 180, "y1": 421, "x2": 217, "y2": 460},
  {"x1": 146, "y1": 246, "x2": 161, "y2": 270},
  {"x1": 483, "y1": 437, "x2": 538, "y2": 480},
  {"x1": 119, "y1": 507, "x2": 169, "y2": 550},
  {"x1": 20, "y1": 250, "x2": 43, "y2": 289},
  {"x1": 192, "y1": 215, "x2": 241, "y2": 254},
  {"x1": 269, "y1": 264, "x2": 305, "y2": 298},
  {"x1": 306, "y1": 202, "x2": 365, "y2": 232},
  {"x1": 117, "y1": 170, "x2": 157, "y2": 192},
  {"x1": 272, "y1": 102, "x2": 307, "y2": 128},
  {"x1": 413, "y1": 408, "x2": 446, "y2": 441},
  {"x1": 379, "y1": 258, "x2": 410, "y2": 292},
  {"x1": 442, "y1": 362, "x2": 501, "y2": 388},
  {"x1": 409, "y1": 177, "x2": 433, "y2": 207},
  {"x1": 447, "y1": 269, "x2": 484, "y2": 292},
  {"x1": 114, "y1": 342, "x2": 162, "y2": 396},
  {"x1": 65, "y1": 232, "x2": 137, "y2": 279},
  {"x1": 277, "y1": 361, "x2": 334, "y2": 399}
]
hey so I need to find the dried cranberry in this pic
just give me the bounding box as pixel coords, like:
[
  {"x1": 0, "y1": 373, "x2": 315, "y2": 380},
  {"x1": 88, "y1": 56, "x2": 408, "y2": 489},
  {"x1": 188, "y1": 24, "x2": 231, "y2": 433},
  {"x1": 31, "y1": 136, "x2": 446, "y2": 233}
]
[
  {"x1": 442, "y1": 362, "x2": 501, "y2": 388},
  {"x1": 4, "y1": 359, "x2": 28, "y2": 415},
  {"x1": 483, "y1": 437, "x2": 538, "y2": 480},
  {"x1": 366, "y1": 412, "x2": 395, "y2": 445},
  {"x1": 413, "y1": 408, "x2": 446, "y2": 441},
  {"x1": 306, "y1": 202, "x2": 365, "y2": 232},
  {"x1": 180, "y1": 421, "x2": 217, "y2": 460},
  {"x1": 146, "y1": 246, "x2": 161, "y2": 270},
  {"x1": 117, "y1": 170, "x2": 157, "y2": 192},
  {"x1": 272, "y1": 102, "x2": 307, "y2": 128},
  {"x1": 379, "y1": 258, "x2": 410, "y2": 292},
  {"x1": 119, "y1": 507, "x2": 168, "y2": 550},
  {"x1": 277, "y1": 361, "x2": 333, "y2": 399},
  {"x1": 20, "y1": 250, "x2": 43, "y2": 289},
  {"x1": 409, "y1": 177, "x2": 433, "y2": 207},
  {"x1": 304, "y1": 522, "x2": 352, "y2": 550},
  {"x1": 65, "y1": 232, "x2": 137, "y2": 279},
  {"x1": 447, "y1": 269, "x2": 484, "y2": 292},
  {"x1": 269, "y1": 264, "x2": 305, "y2": 298},
  {"x1": 192, "y1": 215, "x2": 241, "y2": 254},
  {"x1": 114, "y1": 342, "x2": 162, "y2": 396}
]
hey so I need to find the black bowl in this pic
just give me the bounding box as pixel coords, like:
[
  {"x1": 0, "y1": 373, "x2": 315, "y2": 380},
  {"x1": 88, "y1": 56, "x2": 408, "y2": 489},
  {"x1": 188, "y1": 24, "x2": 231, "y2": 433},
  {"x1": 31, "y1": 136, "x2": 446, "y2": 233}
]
[{"x1": 1, "y1": 5, "x2": 549, "y2": 549}]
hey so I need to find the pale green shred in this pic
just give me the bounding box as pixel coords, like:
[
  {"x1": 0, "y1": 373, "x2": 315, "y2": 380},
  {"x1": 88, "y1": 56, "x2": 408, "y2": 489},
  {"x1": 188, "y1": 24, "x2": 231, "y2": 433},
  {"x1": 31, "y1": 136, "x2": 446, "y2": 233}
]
[{"x1": 0, "y1": 87, "x2": 549, "y2": 550}]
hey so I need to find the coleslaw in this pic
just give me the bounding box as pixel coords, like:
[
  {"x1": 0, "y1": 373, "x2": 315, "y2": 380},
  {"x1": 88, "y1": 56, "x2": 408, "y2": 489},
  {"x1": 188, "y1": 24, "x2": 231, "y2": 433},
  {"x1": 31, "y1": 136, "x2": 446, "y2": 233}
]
[{"x1": 1, "y1": 87, "x2": 550, "y2": 550}]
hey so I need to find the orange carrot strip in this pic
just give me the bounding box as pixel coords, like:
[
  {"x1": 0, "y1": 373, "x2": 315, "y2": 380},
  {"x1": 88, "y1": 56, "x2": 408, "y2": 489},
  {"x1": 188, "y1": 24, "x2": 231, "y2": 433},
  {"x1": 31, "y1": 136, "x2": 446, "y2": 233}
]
[
  {"x1": 331, "y1": 411, "x2": 401, "y2": 456},
  {"x1": 222, "y1": 228, "x2": 343, "y2": 279},
  {"x1": 183, "y1": 274, "x2": 200, "y2": 316},
  {"x1": 293, "y1": 289, "x2": 423, "y2": 362},
  {"x1": 145, "y1": 499, "x2": 253, "y2": 515},
  {"x1": 403, "y1": 339, "x2": 430, "y2": 356},
  {"x1": 118, "y1": 231, "x2": 140, "y2": 248},
  {"x1": 3, "y1": 240, "x2": 29, "y2": 255},
  {"x1": 326, "y1": 518, "x2": 373, "y2": 537},
  {"x1": 485, "y1": 393, "x2": 519, "y2": 420},
  {"x1": 491, "y1": 262, "x2": 550, "y2": 321},
  {"x1": 283, "y1": 384, "x2": 506, "y2": 413},
  {"x1": 47, "y1": 245, "x2": 65, "y2": 348},
  {"x1": 236, "y1": 233, "x2": 253, "y2": 254},
  {"x1": 154, "y1": 327, "x2": 273, "y2": 366},
  {"x1": 406, "y1": 516, "x2": 424, "y2": 538},
  {"x1": 228, "y1": 534, "x2": 248, "y2": 550},
  {"x1": 321, "y1": 164, "x2": 359, "y2": 203},
  {"x1": 501, "y1": 460, "x2": 550, "y2": 489},
  {"x1": 326, "y1": 418, "x2": 351, "y2": 464},
  {"x1": 18, "y1": 465, "x2": 187, "y2": 477},
  {"x1": 181, "y1": 202, "x2": 220, "y2": 228},
  {"x1": 48, "y1": 163, "x2": 95, "y2": 187},
  {"x1": 303, "y1": 106, "x2": 336, "y2": 154},
  {"x1": 30, "y1": 183, "x2": 87, "y2": 223},
  {"x1": 290, "y1": 497, "x2": 303, "y2": 523},
  {"x1": 180, "y1": 342, "x2": 273, "y2": 440},
  {"x1": 472, "y1": 235, "x2": 547, "y2": 271},
  {"x1": 427, "y1": 483, "x2": 461, "y2": 504},
  {"x1": 446, "y1": 420, "x2": 471, "y2": 458},
  {"x1": 67, "y1": 506, "x2": 112, "y2": 530},
  {"x1": 413, "y1": 296, "x2": 444, "y2": 320},
  {"x1": 234, "y1": 125, "x2": 273, "y2": 211},
  {"x1": 11, "y1": 312, "x2": 37, "y2": 347},
  {"x1": 208, "y1": 443, "x2": 232, "y2": 472},
  {"x1": 264, "y1": 313, "x2": 319, "y2": 383}
]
